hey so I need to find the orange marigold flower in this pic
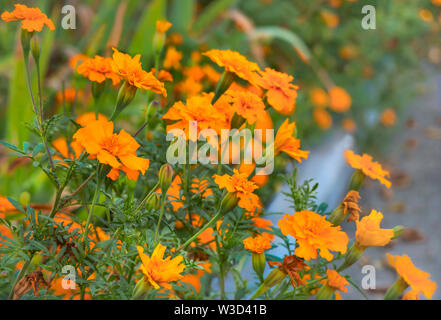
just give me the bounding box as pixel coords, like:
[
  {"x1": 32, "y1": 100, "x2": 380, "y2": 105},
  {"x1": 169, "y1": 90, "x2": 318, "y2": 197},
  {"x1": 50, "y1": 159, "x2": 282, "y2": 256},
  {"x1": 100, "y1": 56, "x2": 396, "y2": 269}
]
[
  {"x1": 77, "y1": 55, "x2": 121, "y2": 85},
  {"x1": 225, "y1": 90, "x2": 266, "y2": 125},
  {"x1": 156, "y1": 19, "x2": 172, "y2": 33},
  {"x1": 151, "y1": 68, "x2": 173, "y2": 82},
  {"x1": 355, "y1": 210, "x2": 394, "y2": 247},
  {"x1": 344, "y1": 150, "x2": 392, "y2": 188},
  {"x1": 69, "y1": 53, "x2": 88, "y2": 70},
  {"x1": 1, "y1": 4, "x2": 55, "y2": 32},
  {"x1": 326, "y1": 269, "x2": 349, "y2": 292},
  {"x1": 137, "y1": 244, "x2": 186, "y2": 290},
  {"x1": 111, "y1": 48, "x2": 166, "y2": 96},
  {"x1": 52, "y1": 137, "x2": 83, "y2": 166},
  {"x1": 163, "y1": 46, "x2": 182, "y2": 70},
  {"x1": 310, "y1": 88, "x2": 328, "y2": 108},
  {"x1": 278, "y1": 210, "x2": 349, "y2": 261},
  {"x1": 251, "y1": 216, "x2": 274, "y2": 241},
  {"x1": 76, "y1": 112, "x2": 108, "y2": 127},
  {"x1": 313, "y1": 108, "x2": 333, "y2": 130},
  {"x1": 341, "y1": 117, "x2": 356, "y2": 133},
  {"x1": 380, "y1": 108, "x2": 396, "y2": 127},
  {"x1": 203, "y1": 49, "x2": 261, "y2": 85},
  {"x1": 258, "y1": 68, "x2": 298, "y2": 115},
  {"x1": 213, "y1": 169, "x2": 261, "y2": 214},
  {"x1": 56, "y1": 88, "x2": 83, "y2": 104},
  {"x1": 163, "y1": 93, "x2": 228, "y2": 139},
  {"x1": 274, "y1": 119, "x2": 309, "y2": 162},
  {"x1": 386, "y1": 253, "x2": 437, "y2": 299},
  {"x1": 175, "y1": 77, "x2": 203, "y2": 98},
  {"x1": 0, "y1": 196, "x2": 15, "y2": 218},
  {"x1": 320, "y1": 10, "x2": 339, "y2": 28},
  {"x1": 339, "y1": 45, "x2": 358, "y2": 60},
  {"x1": 73, "y1": 119, "x2": 149, "y2": 181},
  {"x1": 180, "y1": 261, "x2": 211, "y2": 293},
  {"x1": 329, "y1": 86, "x2": 352, "y2": 113},
  {"x1": 243, "y1": 234, "x2": 272, "y2": 254},
  {"x1": 419, "y1": 9, "x2": 433, "y2": 23}
]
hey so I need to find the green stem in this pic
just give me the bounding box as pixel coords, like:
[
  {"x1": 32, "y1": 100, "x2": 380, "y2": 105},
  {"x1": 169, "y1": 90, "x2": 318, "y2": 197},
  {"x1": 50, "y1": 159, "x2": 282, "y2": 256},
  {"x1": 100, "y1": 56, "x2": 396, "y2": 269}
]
[
  {"x1": 132, "y1": 182, "x2": 160, "y2": 216},
  {"x1": 8, "y1": 253, "x2": 34, "y2": 300},
  {"x1": 82, "y1": 166, "x2": 103, "y2": 242},
  {"x1": 153, "y1": 192, "x2": 167, "y2": 245}
]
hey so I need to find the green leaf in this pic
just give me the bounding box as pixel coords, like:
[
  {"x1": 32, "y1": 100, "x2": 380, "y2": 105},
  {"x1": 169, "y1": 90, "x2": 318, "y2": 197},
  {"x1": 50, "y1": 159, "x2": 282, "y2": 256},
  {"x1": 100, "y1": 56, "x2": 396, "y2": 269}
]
[
  {"x1": 0, "y1": 140, "x2": 23, "y2": 154},
  {"x1": 6, "y1": 197, "x2": 25, "y2": 214},
  {"x1": 170, "y1": 0, "x2": 195, "y2": 32},
  {"x1": 191, "y1": 0, "x2": 237, "y2": 35}
]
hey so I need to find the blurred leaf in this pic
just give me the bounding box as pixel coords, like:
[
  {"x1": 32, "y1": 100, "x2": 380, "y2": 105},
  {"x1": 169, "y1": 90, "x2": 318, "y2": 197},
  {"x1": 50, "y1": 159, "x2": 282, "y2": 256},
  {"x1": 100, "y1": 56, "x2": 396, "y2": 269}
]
[
  {"x1": 170, "y1": 0, "x2": 196, "y2": 32},
  {"x1": 191, "y1": 0, "x2": 237, "y2": 35}
]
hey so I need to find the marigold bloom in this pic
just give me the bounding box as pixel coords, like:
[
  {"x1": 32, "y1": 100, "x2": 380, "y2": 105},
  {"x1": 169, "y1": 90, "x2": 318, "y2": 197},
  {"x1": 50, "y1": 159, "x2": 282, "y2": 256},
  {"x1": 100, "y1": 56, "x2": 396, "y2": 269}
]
[
  {"x1": 73, "y1": 119, "x2": 149, "y2": 181},
  {"x1": 203, "y1": 49, "x2": 261, "y2": 85},
  {"x1": 310, "y1": 88, "x2": 328, "y2": 108},
  {"x1": 163, "y1": 46, "x2": 182, "y2": 70},
  {"x1": 320, "y1": 10, "x2": 339, "y2": 28},
  {"x1": 52, "y1": 137, "x2": 83, "y2": 166},
  {"x1": 156, "y1": 19, "x2": 172, "y2": 33},
  {"x1": 56, "y1": 88, "x2": 83, "y2": 104},
  {"x1": 1, "y1": 4, "x2": 55, "y2": 32},
  {"x1": 341, "y1": 117, "x2": 356, "y2": 133},
  {"x1": 258, "y1": 68, "x2": 298, "y2": 115},
  {"x1": 137, "y1": 244, "x2": 186, "y2": 290},
  {"x1": 69, "y1": 53, "x2": 88, "y2": 70},
  {"x1": 180, "y1": 261, "x2": 211, "y2": 293},
  {"x1": 0, "y1": 196, "x2": 15, "y2": 217},
  {"x1": 313, "y1": 108, "x2": 333, "y2": 130},
  {"x1": 386, "y1": 253, "x2": 437, "y2": 299},
  {"x1": 213, "y1": 169, "x2": 261, "y2": 214},
  {"x1": 356, "y1": 210, "x2": 394, "y2": 247},
  {"x1": 329, "y1": 86, "x2": 352, "y2": 113},
  {"x1": 380, "y1": 108, "x2": 396, "y2": 127},
  {"x1": 243, "y1": 234, "x2": 271, "y2": 254},
  {"x1": 225, "y1": 90, "x2": 266, "y2": 125},
  {"x1": 344, "y1": 150, "x2": 392, "y2": 188},
  {"x1": 111, "y1": 48, "x2": 166, "y2": 96},
  {"x1": 278, "y1": 211, "x2": 349, "y2": 261},
  {"x1": 274, "y1": 119, "x2": 309, "y2": 162},
  {"x1": 77, "y1": 55, "x2": 121, "y2": 85},
  {"x1": 76, "y1": 112, "x2": 108, "y2": 127},
  {"x1": 339, "y1": 45, "x2": 358, "y2": 60},
  {"x1": 326, "y1": 269, "x2": 349, "y2": 292}
]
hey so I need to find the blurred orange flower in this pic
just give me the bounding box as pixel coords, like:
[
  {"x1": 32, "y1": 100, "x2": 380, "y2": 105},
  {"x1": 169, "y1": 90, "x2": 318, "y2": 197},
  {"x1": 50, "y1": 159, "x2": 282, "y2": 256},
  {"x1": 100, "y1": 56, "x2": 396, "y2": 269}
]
[
  {"x1": 320, "y1": 10, "x2": 339, "y2": 28},
  {"x1": 243, "y1": 234, "x2": 271, "y2": 254},
  {"x1": 386, "y1": 253, "x2": 437, "y2": 299},
  {"x1": 73, "y1": 119, "x2": 149, "y2": 181},
  {"x1": 344, "y1": 150, "x2": 391, "y2": 188},
  {"x1": 137, "y1": 244, "x2": 186, "y2": 290},
  {"x1": 163, "y1": 46, "x2": 183, "y2": 70},
  {"x1": 313, "y1": 108, "x2": 332, "y2": 130},
  {"x1": 156, "y1": 19, "x2": 172, "y2": 33},
  {"x1": 355, "y1": 210, "x2": 394, "y2": 247},
  {"x1": 274, "y1": 119, "x2": 309, "y2": 162},
  {"x1": 56, "y1": 88, "x2": 83, "y2": 104},
  {"x1": 329, "y1": 86, "x2": 351, "y2": 113},
  {"x1": 310, "y1": 88, "x2": 328, "y2": 108},
  {"x1": 380, "y1": 108, "x2": 396, "y2": 127},
  {"x1": 1, "y1": 4, "x2": 55, "y2": 32},
  {"x1": 278, "y1": 210, "x2": 349, "y2": 261},
  {"x1": 341, "y1": 117, "x2": 356, "y2": 133},
  {"x1": 259, "y1": 68, "x2": 298, "y2": 115}
]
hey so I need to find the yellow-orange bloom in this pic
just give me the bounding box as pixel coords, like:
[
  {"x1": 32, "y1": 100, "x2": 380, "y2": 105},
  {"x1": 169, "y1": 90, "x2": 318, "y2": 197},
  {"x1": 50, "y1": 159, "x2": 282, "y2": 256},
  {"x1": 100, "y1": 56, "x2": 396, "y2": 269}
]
[
  {"x1": 258, "y1": 68, "x2": 298, "y2": 115},
  {"x1": 137, "y1": 244, "x2": 185, "y2": 290},
  {"x1": 313, "y1": 108, "x2": 333, "y2": 130},
  {"x1": 1, "y1": 4, "x2": 55, "y2": 32},
  {"x1": 252, "y1": 217, "x2": 274, "y2": 241},
  {"x1": 225, "y1": 90, "x2": 266, "y2": 125},
  {"x1": 355, "y1": 210, "x2": 394, "y2": 247},
  {"x1": 380, "y1": 108, "x2": 396, "y2": 127},
  {"x1": 203, "y1": 49, "x2": 261, "y2": 85},
  {"x1": 77, "y1": 55, "x2": 121, "y2": 85},
  {"x1": 76, "y1": 112, "x2": 108, "y2": 127},
  {"x1": 278, "y1": 211, "x2": 349, "y2": 261},
  {"x1": 213, "y1": 169, "x2": 261, "y2": 214},
  {"x1": 326, "y1": 269, "x2": 349, "y2": 292},
  {"x1": 341, "y1": 117, "x2": 356, "y2": 133},
  {"x1": 386, "y1": 253, "x2": 437, "y2": 299},
  {"x1": 274, "y1": 119, "x2": 309, "y2": 162},
  {"x1": 243, "y1": 234, "x2": 271, "y2": 254},
  {"x1": 329, "y1": 86, "x2": 351, "y2": 113},
  {"x1": 73, "y1": 119, "x2": 149, "y2": 181},
  {"x1": 156, "y1": 19, "x2": 172, "y2": 33},
  {"x1": 52, "y1": 137, "x2": 83, "y2": 166},
  {"x1": 163, "y1": 46, "x2": 182, "y2": 70},
  {"x1": 344, "y1": 150, "x2": 392, "y2": 188},
  {"x1": 111, "y1": 48, "x2": 166, "y2": 96},
  {"x1": 310, "y1": 88, "x2": 328, "y2": 108}
]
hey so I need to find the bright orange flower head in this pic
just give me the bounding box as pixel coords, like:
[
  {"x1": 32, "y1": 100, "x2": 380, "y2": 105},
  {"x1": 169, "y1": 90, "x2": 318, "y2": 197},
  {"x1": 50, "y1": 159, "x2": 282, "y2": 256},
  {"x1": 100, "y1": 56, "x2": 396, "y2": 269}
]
[
  {"x1": 278, "y1": 211, "x2": 349, "y2": 261},
  {"x1": 137, "y1": 244, "x2": 186, "y2": 290},
  {"x1": 258, "y1": 68, "x2": 298, "y2": 115},
  {"x1": 162, "y1": 93, "x2": 229, "y2": 139},
  {"x1": 203, "y1": 49, "x2": 261, "y2": 85},
  {"x1": 328, "y1": 86, "x2": 352, "y2": 113},
  {"x1": 313, "y1": 108, "x2": 333, "y2": 130},
  {"x1": 275, "y1": 119, "x2": 309, "y2": 162},
  {"x1": 251, "y1": 216, "x2": 274, "y2": 241},
  {"x1": 310, "y1": 88, "x2": 328, "y2": 108},
  {"x1": 243, "y1": 234, "x2": 272, "y2": 254},
  {"x1": 344, "y1": 150, "x2": 391, "y2": 188},
  {"x1": 225, "y1": 90, "x2": 266, "y2": 125},
  {"x1": 111, "y1": 48, "x2": 166, "y2": 96},
  {"x1": 163, "y1": 46, "x2": 182, "y2": 70},
  {"x1": 77, "y1": 55, "x2": 121, "y2": 85},
  {"x1": 355, "y1": 210, "x2": 394, "y2": 247},
  {"x1": 326, "y1": 269, "x2": 349, "y2": 292},
  {"x1": 52, "y1": 137, "x2": 83, "y2": 166},
  {"x1": 56, "y1": 88, "x2": 83, "y2": 104},
  {"x1": 213, "y1": 169, "x2": 261, "y2": 214},
  {"x1": 320, "y1": 10, "x2": 339, "y2": 28},
  {"x1": 386, "y1": 253, "x2": 437, "y2": 299},
  {"x1": 73, "y1": 119, "x2": 149, "y2": 181},
  {"x1": 1, "y1": 4, "x2": 55, "y2": 32},
  {"x1": 156, "y1": 19, "x2": 172, "y2": 33},
  {"x1": 76, "y1": 112, "x2": 108, "y2": 127}
]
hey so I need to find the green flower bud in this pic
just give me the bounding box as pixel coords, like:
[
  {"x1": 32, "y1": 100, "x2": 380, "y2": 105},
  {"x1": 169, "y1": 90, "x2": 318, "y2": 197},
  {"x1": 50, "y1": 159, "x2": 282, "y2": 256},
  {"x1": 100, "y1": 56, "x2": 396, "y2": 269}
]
[
  {"x1": 315, "y1": 284, "x2": 335, "y2": 300},
  {"x1": 20, "y1": 29, "x2": 32, "y2": 54},
  {"x1": 30, "y1": 34, "x2": 40, "y2": 62},
  {"x1": 110, "y1": 81, "x2": 137, "y2": 121},
  {"x1": 146, "y1": 193, "x2": 161, "y2": 211},
  {"x1": 158, "y1": 164, "x2": 174, "y2": 193},
  {"x1": 392, "y1": 225, "x2": 405, "y2": 239},
  {"x1": 251, "y1": 252, "x2": 266, "y2": 280},
  {"x1": 338, "y1": 242, "x2": 365, "y2": 271},
  {"x1": 348, "y1": 169, "x2": 365, "y2": 191},
  {"x1": 132, "y1": 278, "x2": 152, "y2": 300},
  {"x1": 219, "y1": 192, "x2": 238, "y2": 214}
]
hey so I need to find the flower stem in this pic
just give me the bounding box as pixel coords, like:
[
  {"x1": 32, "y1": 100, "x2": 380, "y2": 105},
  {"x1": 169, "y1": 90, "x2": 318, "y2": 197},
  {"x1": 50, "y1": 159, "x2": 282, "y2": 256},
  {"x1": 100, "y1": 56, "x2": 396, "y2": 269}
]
[
  {"x1": 133, "y1": 182, "x2": 160, "y2": 216},
  {"x1": 8, "y1": 253, "x2": 34, "y2": 300},
  {"x1": 153, "y1": 192, "x2": 167, "y2": 245},
  {"x1": 82, "y1": 165, "x2": 103, "y2": 242}
]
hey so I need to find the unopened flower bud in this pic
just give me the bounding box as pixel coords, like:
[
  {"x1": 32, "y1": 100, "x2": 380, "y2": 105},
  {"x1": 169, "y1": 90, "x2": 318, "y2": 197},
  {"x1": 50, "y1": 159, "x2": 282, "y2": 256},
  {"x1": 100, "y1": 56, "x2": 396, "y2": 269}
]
[
  {"x1": 251, "y1": 252, "x2": 266, "y2": 280},
  {"x1": 348, "y1": 169, "x2": 365, "y2": 191},
  {"x1": 392, "y1": 225, "x2": 405, "y2": 239},
  {"x1": 158, "y1": 164, "x2": 174, "y2": 193},
  {"x1": 250, "y1": 267, "x2": 287, "y2": 299},
  {"x1": 20, "y1": 29, "x2": 32, "y2": 54},
  {"x1": 132, "y1": 278, "x2": 152, "y2": 300},
  {"x1": 146, "y1": 193, "x2": 161, "y2": 211},
  {"x1": 111, "y1": 81, "x2": 137, "y2": 121},
  {"x1": 211, "y1": 71, "x2": 235, "y2": 104},
  {"x1": 338, "y1": 242, "x2": 365, "y2": 271},
  {"x1": 219, "y1": 192, "x2": 238, "y2": 214},
  {"x1": 19, "y1": 191, "x2": 31, "y2": 207},
  {"x1": 30, "y1": 34, "x2": 40, "y2": 62},
  {"x1": 315, "y1": 284, "x2": 335, "y2": 300}
]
